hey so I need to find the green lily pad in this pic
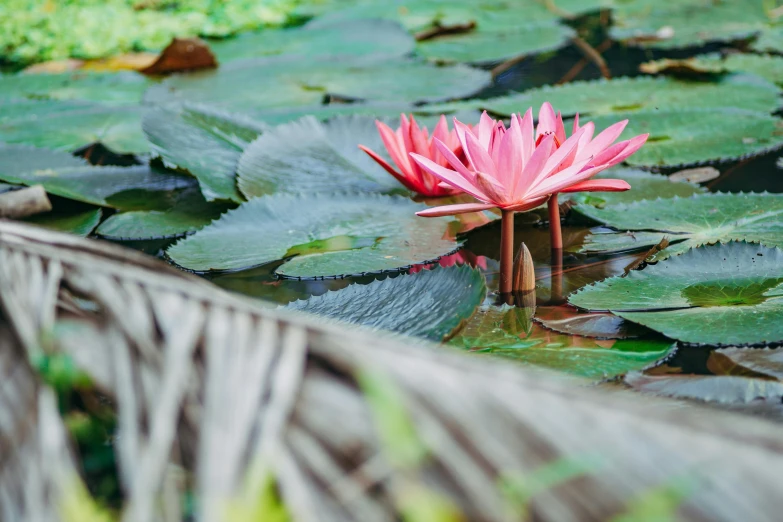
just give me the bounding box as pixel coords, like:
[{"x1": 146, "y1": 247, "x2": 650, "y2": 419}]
[
  {"x1": 285, "y1": 265, "x2": 486, "y2": 341},
  {"x1": 570, "y1": 242, "x2": 783, "y2": 346},
  {"x1": 210, "y1": 18, "x2": 415, "y2": 63},
  {"x1": 483, "y1": 76, "x2": 781, "y2": 118},
  {"x1": 567, "y1": 168, "x2": 705, "y2": 213},
  {"x1": 0, "y1": 143, "x2": 192, "y2": 208},
  {"x1": 641, "y1": 53, "x2": 783, "y2": 87},
  {"x1": 577, "y1": 193, "x2": 783, "y2": 261},
  {"x1": 96, "y1": 187, "x2": 231, "y2": 240},
  {"x1": 577, "y1": 109, "x2": 783, "y2": 168},
  {"x1": 24, "y1": 208, "x2": 103, "y2": 236},
  {"x1": 144, "y1": 56, "x2": 491, "y2": 112},
  {"x1": 0, "y1": 71, "x2": 151, "y2": 105},
  {"x1": 0, "y1": 99, "x2": 147, "y2": 154},
  {"x1": 166, "y1": 192, "x2": 460, "y2": 277},
  {"x1": 624, "y1": 372, "x2": 783, "y2": 403},
  {"x1": 610, "y1": 0, "x2": 770, "y2": 50},
  {"x1": 712, "y1": 348, "x2": 783, "y2": 381},
  {"x1": 237, "y1": 115, "x2": 401, "y2": 199},
  {"x1": 143, "y1": 103, "x2": 267, "y2": 202},
  {"x1": 751, "y1": 27, "x2": 783, "y2": 54},
  {"x1": 450, "y1": 305, "x2": 675, "y2": 380}
]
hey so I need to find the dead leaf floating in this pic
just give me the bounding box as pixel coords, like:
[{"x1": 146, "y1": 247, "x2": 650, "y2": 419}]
[{"x1": 140, "y1": 38, "x2": 218, "y2": 76}]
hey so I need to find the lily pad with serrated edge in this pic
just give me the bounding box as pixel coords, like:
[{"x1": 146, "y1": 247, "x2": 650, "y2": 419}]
[
  {"x1": 166, "y1": 192, "x2": 461, "y2": 278},
  {"x1": 143, "y1": 103, "x2": 268, "y2": 202},
  {"x1": 285, "y1": 265, "x2": 486, "y2": 341},
  {"x1": 0, "y1": 143, "x2": 192, "y2": 208},
  {"x1": 449, "y1": 305, "x2": 675, "y2": 380},
  {"x1": 144, "y1": 56, "x2": 491, "y2": 112},
  {"x1": 24, "y1": 208, "x2": 103, "y2": 236},
  {"x1": 566, "y1": 168, "x2": 705, "y2": 213},
  {"x1": 237, "y1": 115, "x2": 402, "y2": 199},
  {"x1": 570, "y1": 242, "x2": 783, "y2": 346},
  {"x1": 0, "y1": 99, "x2": 148, "y2": 154},
  {"x1": 0, "y1": 71, "x2": 151, "y2": 105},
  {"x1": 210, "y1": 18, "x2": 415, "y2": 63},
  {"x1": 624, "y1": 372, "x2": 783, "y2": 403},
  {"x1": 482, "y1": 76, "x2": 781, "y2": 118},
  {"x1": 577, "y1": 192, "x2": 783, "y2": 261},
  {"x1": 96, "y1": 187, "x2": 232, "y2": 240}
]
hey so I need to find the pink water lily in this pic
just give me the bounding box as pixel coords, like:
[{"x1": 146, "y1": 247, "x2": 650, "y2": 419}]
[
  {"x1": 409, "y1": 105, "x2": 648, "y2": 295},
  {"x1": 359, "y1": 114, "x2": 463, "y2": 197}
]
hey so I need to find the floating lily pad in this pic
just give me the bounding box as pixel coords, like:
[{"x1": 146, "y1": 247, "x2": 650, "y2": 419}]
[
  {"x1": 0, "y1": 99, "x2": 147, "y2": 154},
  {"x1": 450, "y1": 305, "x2": 674, "y2": 379},
  {"x1": 144, "y1": 56, "x2": 491, "y2": 112},
  {"x1": 751, "y1": 27, "x2": 783, "y2": 54},
  {"x1": 0, "y1": 143, "x2": 192, "y2": 208},
  {"x1": 0, "y1": 71, "x2": 151, "y2": 105},
  {"x1": 567, "y1": 169, "x2": 705, "y2": 213},
  {"x1": 24, "y1": 208, "x2": 103, "y2": 236},
  {"x1": 166, "y1": 192, "x2": 460, "y2": 277},
  {"x1": 577, "y1": 193, "x2": 783, "y2": 261},
  {"x1": 712, "y1": 348, "x2": 783, "y2": 381},
  {"x1": 610, "y1": 0, "x2": 770, "y2": 50},
  {"x1": 570, "y1": 242, "x2": 783, "y2": 346},
  {"x1": 641, "y1": 53, "x2": 783, "y2": 87},
  {"x1": 143, "y1": 103, "x2": 267, "y2": 202},
  {"x1": 210, "y1": 19, "x2": 415, "y2": 63},
  {"x1": 238, "y1": 115, "x2": 401, "y2": 199},
  {"x1": 578, "y1": 109, "x2": 783, "y2": 168},
  {"x1": 96, "y1": 187, "x2": 231, "y2": 240},
  {"x1": 285, "y1": 265, "x2": 485, "y2": 341},
  {"x1": 624, "y1": 372, "x2": 783, "y2": 403},
  {"x1": 534, "y1": 306, "x2": 650, "y2": 339},
  {"x1": 483, "y1": 76, "x2": 781, "y2": 118}
]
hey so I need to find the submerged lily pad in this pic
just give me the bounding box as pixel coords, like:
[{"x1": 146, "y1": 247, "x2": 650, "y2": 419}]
[
  {"x1": 96, "y1": 187, "x2": 231, "y2": 240},
  {"x1": 285, "y1": 265, "x2": 485, "y2": 341},
  {"x1": 567, "y1": 169, "x2": 705, "y2": 213},
  {"x1": 641, "y1": 53, "x2": 783, "y2": 87},
  {"x1": 0, "y1": 99, "x2": 147, "y2": 154},
  {"x1": 570, "y1": 242, "x2": 783, "y2": 346},
  {"x1": 237, "y1": 115, "x2": 401, "y2": 199},
  {"x1": 166, "y1": 192, "x2": 460, "y2": 277},
  {"x1": 534, "y1": 306, "x2": 650, "y2": 339},
  {"x1": 0, "y1": 143, "x2": 192, "y2": 208},
  {"x1": 624, "y1": 372, "x2": 783, "y2": 403},
  {"x1": 578, "y1": 193, "x2": 783, "y2": 261},
  {"x1": 450, "y1": 305, "x2": 674, "y2": 379},
  {"x1": 0, "y1": 71, "x2": 150, "y2": 105},
  {"x1": 210, "y1": 19, "x2": 415, "y2": 62},
  {"x1": 24, "y1": 208, "x2": 103, "y2": 236},
  {"x1": 712, "y1": 348, "x2": 783, "y2": 381},
  {"x1": 145, "y1": 56, "x2": 491, "y2": 112},
  {"x1": 143, "y1": 103, "x2": 268, "y2": 202},
  {"x1": 482, "y1": 76, "x2": 781, "y2": 118}
]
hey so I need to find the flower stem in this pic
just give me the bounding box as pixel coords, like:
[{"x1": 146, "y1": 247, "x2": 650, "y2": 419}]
[
  {"x1": 500, "y1": 209, "x2": 514, "y2": 295},
  {"x1": 548, "y1": 193, "x2": 563, "y2": 251}
]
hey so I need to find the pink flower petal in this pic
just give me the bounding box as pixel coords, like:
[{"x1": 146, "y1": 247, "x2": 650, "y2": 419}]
[
  {"x1": 358, "y1": 145, "x2": 422, "y2": 193},
  {"x1": 416, "y1": 202, "x2": 497, "y2": 217},
  {"x1": 496, "y1": 117, "x2": 523, "y2": 188},
  {"x1": 376, "y1": 120, "x2": 412, "y2": 176},
  {"x1": 536, "y1": 102, "x2": 557, "y2": 140},
  {"x1": 555, "y1": 111, "x2": 566, "y2": 145},
  {"x1": 464, "y1": 130, "x2": 498, "y2": 177},
  {"x1": 512, "y1": 134, "x2": 554, "y2": 200},
  {"x1": 525, "y1": 157, "x2": 592, "y2": 199},
  {"x1": 410, "y1": 152, "x2": 489, "y2": 201},
  {"x1": 579, "y1": 119, "x2": 628, "y2": 160},
  {"x1": 559, "y1": 179, "x2": 631, "y2": 193},
  {"x1": 502, "y1": 196, "x2": 549, "y2": 212},
  {"x1": 518, "y1": 108, "x2": 535, "y2": 164},
  {"x1": 537, "y1": 126, "x2": 585, "y2": 183},
  {"x1": 477, "y1": 111, "x2": 495, "y2": 149},
  {"x1": 433, "y1": 138, "x2": 477, "y2": 184},
  {"x1": 431, "y1": 115, "x2": 450, "y2": 162},
  {"x1": 572, "y1": 113, "x2": 580, "y2": 135}
]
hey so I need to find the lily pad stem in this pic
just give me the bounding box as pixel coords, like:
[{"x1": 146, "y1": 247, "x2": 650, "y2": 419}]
[
  {"x1": 500, "y1": 209, "x2": 514, "y2": 295},
  {"x1": 548, "y1": 194, "x2": 563, "y2": 251}
]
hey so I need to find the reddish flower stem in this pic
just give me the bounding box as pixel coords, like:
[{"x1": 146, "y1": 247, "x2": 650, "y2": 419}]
[
  {"x1": 548, "y1": 194, "x2": 563, "y2": 251},
  {"x1": 500, "y1": 209, "x2": 514, "y2": 295}
]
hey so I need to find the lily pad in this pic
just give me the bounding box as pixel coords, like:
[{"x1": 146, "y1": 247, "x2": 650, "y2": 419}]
[
  {"x1": 0, "y1": 99, "x2": 147, "y2": 154},
  {"x1": 712, "y1": 348, "x2": 783, "y2": 381},
  {"x1": 450, "y1": 305, "x2": 675, "y2": 380},
  {"x1": 610, "y1": 0, "x2": 770, "y2": 50},
  {"x1": 210, "y1": 19, "x2": 415, "y2": 63},
  {"x1": 24, "y1": 208, "x2": 103, "y2": 236},
  {"x1": 577, "y1": 193, "x2": 783, "y2": 261},
  {"x1": 143, "y1": 103, "x2": 267, "y2": 202},
  {"x1": 570, "y1": 242, "x2": 783, "y2": 346},
  {"x1": 534, "y1": 306, "x2": 650, "y2": 339},
  {"x1": 166, "y1": 192, "x2": 460, "y2": 277},
  {"x1": 482, "y1": 76, "x2": 781, "y2": 118},
  {"x1": 285, "y1": 265, "x2": 486, "y2": 341},
  {"x1": 0, "y1": 71, "x2": 150, "y2": 105},
  {"x1": 144, "y1": 56, "x2": 491, "y2": 112},
  {"x1": 576, "y1": 109, "x2": 783, "y2": 168},
  {"x1": 567, "y1": 168, "x2": 705, "y2": 213},
  {"x1": 624, "y1": 372, "x2": 783, "y2": 403},
  {"x1": 96, "y1": 187, "x2": 231, "y2": 240},
  {"x1": 0, "y1": 143, "x2": 192, "y2": 208},
  {"x1": 0, "y1": 182, "x2": 18, "y2": 194},
  {"x1": 237, "y1": 115, "x2": 401, "y2": 199},
  {"x1": 641, "y1": 53, "x2": 783, "y2": 87}
]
